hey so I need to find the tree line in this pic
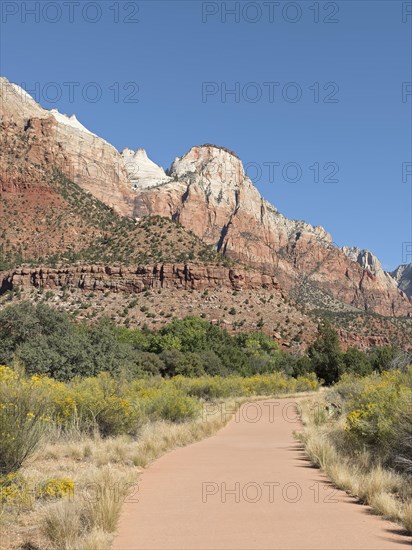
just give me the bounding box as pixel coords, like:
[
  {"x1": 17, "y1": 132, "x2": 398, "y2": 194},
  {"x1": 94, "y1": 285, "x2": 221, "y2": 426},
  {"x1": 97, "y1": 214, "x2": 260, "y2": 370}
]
[{"x1": 0, "y1": 302, "x2": 404, "y2": 383}]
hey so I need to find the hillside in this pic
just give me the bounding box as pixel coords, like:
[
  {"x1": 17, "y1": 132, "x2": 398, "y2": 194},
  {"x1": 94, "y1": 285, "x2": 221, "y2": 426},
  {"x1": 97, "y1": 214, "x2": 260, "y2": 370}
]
[
  {"x1": 0, "y1": 76, "x2": 411, "y2": 350},
  {"x1": 0, "y1": 109, "x2": 225, "y2": 270}
]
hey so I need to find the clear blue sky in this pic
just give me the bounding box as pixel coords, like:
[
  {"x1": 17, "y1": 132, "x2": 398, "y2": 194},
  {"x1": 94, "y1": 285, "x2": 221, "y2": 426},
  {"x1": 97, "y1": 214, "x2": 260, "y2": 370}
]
[{"x1": 1, "y1": 0, "x2": 411, "y2": 270}]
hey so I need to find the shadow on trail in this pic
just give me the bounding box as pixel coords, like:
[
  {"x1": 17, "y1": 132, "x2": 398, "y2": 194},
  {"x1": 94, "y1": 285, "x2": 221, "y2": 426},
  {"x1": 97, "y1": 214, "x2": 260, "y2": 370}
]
[{"x1": 285, "y1": 437, "x2": 412, "y2": 544}]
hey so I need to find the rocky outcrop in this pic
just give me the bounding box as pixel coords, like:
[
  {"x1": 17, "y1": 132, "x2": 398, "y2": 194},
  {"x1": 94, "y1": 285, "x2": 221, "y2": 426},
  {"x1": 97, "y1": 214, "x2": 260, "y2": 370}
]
[
  {"x1": 0, "y1": 77, "x2": 135, "y2": 216},
  {"x1": 390, "y1": 264, "x2": 412, "y2": 298},
  {"x1": 0, "y1": 264, "x2": 279, "y2": 295},
  {"x1": 341, "y1": 246, "x2": 401, "y2": 292},
  {"x1": 121, "y1": 148, "x2": 170, "y2": 189},
  {"x1": 341, "y1": 247, "x2": 385, "y2": 277},
  {"x1": 336, "y1": 329, "x2": 392, "y2": 351},
  {"x1": 133, "y1": 145, "x2": 412, "y2": 317}
]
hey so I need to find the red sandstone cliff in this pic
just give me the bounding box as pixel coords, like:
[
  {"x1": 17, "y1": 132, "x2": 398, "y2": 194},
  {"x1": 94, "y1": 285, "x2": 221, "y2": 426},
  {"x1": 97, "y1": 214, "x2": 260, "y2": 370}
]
[
  {"x1": 1, "y1": 77, "x2": 411, "y2": 318},
  {"x1": 132, "y1": 145, "x2": 412, "y2": 317}
]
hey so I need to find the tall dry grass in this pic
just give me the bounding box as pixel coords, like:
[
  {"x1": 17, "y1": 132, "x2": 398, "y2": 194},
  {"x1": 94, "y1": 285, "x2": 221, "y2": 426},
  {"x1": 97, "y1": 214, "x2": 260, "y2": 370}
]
[
  {"x1": 297, "y1": 395, "x2": 412, "y2": 533},
  {"x1": 14, "y1": 397, "x2": 246, "y2": 550}
]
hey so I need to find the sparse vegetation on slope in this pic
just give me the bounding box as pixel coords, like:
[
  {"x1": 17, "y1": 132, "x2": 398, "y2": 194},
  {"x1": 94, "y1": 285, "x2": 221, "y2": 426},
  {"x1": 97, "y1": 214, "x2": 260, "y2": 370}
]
[{"x1": 0, "y1": 168, "x2": 231, "y2": 270}]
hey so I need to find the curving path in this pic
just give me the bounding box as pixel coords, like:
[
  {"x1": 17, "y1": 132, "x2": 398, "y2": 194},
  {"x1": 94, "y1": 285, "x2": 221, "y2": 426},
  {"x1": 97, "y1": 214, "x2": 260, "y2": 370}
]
[{"x1": 113, "y1": 399, "x2": 410, "y2": 550}]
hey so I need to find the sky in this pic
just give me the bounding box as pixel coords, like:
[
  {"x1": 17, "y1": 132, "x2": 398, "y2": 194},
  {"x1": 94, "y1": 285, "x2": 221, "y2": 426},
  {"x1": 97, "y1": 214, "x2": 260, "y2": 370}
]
[{"x1": 1, "y1": 0, "x2": 411, "y2": 270}]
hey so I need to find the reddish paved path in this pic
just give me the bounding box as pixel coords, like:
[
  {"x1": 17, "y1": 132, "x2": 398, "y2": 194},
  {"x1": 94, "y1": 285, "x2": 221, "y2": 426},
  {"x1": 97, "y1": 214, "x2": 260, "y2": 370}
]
[{"x1": 113, "y1": 399, "x2": 410, "y2": 549}]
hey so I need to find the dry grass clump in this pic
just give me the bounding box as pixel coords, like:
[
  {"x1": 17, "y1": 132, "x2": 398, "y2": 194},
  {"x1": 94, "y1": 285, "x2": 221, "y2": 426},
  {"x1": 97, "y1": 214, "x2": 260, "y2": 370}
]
[
  {"x1": 369, "y1": 492, "x2": 400, "y2": 521},
  {"x1": 402, "y1": 502, "x2": 412, "y2": 533},
  {"x1": 42, "y1": 499, "x2": 83, "y2": 550},
  {"x1": 81, "y1": 528, "x2": 111, "y2": 550},
  {"x1": 81, "y1": 466, "x2": 136, "y2": 533},
  {"x1": 357, "y1": 466, "x2": 402, "y2": 503}
]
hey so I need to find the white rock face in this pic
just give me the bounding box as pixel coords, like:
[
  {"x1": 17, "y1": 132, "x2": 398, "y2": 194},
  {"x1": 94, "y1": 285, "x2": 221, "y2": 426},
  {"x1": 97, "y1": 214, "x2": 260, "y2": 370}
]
[
  {"x1": 341, "y1": 246, "x2": 399, "y2": 289},
  {"x1": 49, "y1": 109, "x2": 95, "y2": 136},
  {"x1": 341, "y1": 246, "x2": 384, "y2": 275},
  {"x1": 390, "y1": 264, "x2": 412, "y2": 297},
  {"x1": 10, "y1": 82, "x2": 39, "y2": 107},
  {"x1": 1, "y1": 78, "x2": 46, "y2": 121},
  {"x1": 121, "y1": 148, "x2": 170, "y2": 189}
]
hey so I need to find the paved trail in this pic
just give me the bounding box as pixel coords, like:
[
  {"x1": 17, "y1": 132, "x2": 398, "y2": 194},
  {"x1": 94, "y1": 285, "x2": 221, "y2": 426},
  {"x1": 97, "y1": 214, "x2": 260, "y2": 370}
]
[{"x1": 113, "y1": 399, "x2": 410, "y2": 550}]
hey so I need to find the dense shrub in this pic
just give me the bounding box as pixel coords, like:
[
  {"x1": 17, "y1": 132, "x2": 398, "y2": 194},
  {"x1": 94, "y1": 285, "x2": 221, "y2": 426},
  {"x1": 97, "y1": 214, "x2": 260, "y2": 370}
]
[
  {"x1": 368, "y1": 346, "x2": 399, "y2": 373},
  {"x1": 336, "y1": 367, "x2": 412, "y2": 471},
  {"x1": 341, "y1": 347, "x2": 373, "y2": 377},
  {"x1": 139, "y1": 387, "x2": 201, "y2": 423},
  {"x1": 71, "y1": 374, "x2": 143, "y2": 436},
  {"x1": 197, "y1": 350, "x2": 228, "y2": 376},
  {"x1": 36, "y1": 478, "x2": 75, "y2": 500},
  {"x1": 170, "y1": 375, "x2": 246, "y2": 399},
  {"x1": 159, "y1": 317, "x2": 214, "y2": 352},
  {"x1": 159, "y1": 349, "x2": 205, "y2": 377},
  {"x1": 127, "y1": 352, "x2": 164, "y2": 377}
]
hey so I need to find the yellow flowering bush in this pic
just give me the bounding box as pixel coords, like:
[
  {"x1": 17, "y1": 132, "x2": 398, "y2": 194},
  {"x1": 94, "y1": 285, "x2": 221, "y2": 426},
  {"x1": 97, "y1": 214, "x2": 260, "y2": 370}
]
[
  {"x1": 71, "y1": 373, "x2": 143, "y2": 436},
  {"x1": 0, "y1": 365, "x2": 18, "y2": 382},
  {"x1": 341, "y1": 368, "x2": 412, "y2": 464},
  {"x1": 30, "y1": 373, "x2": 76, "y2": 423},
  {"x1": 138, "y1": 387, "x2": 201, "y2": 423},
  {"x1": 36, "y1": 478, "x2": 75, "y2": 499},
  {"x1": 0, "y1": 366, "x2": 51, "y2": 474},
  {"x1": 0, "y1": 472, "x2": 32, "y2": 507},
  {"x1": 0, "y1": 473, "x2": 74, "y2": 506}
]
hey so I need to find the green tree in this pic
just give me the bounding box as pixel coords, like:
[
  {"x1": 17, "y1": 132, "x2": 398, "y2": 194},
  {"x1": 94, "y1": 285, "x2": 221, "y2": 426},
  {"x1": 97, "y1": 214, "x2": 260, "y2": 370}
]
[
  {"x1": 293, "y1": 355, "x2": 313, "y2": 377},
  {"x1": 308, "y1": 322, "x2": 343, "y2": 385},
  {"x1": 159, "y1": 350, "x2": 205, "y2": 377},
  {"x1": 197, "y1": 350, "x2": 228, "y2": 376},
  {"x1": 342, "y1": 347, "x2": 372, "y2": 377},
  {"x1": 128, "y1": 352, "x2": 164, "y2": 377},
  {"x1": 368, "y1": 346, "x2": 398, "y2": 373},
  {"x1": 160, "y1": 317, "x2": 209, "y2": 352}
]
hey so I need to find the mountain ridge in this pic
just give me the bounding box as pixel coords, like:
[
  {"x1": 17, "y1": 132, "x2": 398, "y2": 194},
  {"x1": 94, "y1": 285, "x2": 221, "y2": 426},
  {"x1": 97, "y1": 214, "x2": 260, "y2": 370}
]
[{"x1": 1, "y1": 76, "x2": 411, "y2": 321}]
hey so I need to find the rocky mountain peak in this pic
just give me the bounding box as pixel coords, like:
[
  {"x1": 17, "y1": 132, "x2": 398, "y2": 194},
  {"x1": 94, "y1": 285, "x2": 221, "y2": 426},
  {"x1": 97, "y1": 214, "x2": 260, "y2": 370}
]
[
  {"x1": 1, "y1": 76, "x2": 135, "y2": 217},
  {"x1": 49, "y1": 108, "x2": 95, "y2": 136},
  {"x1": 341, "y1": 246, "x2": 401, "y2": 295},
  {"x1": 171, "y1": 144, "x2": 245, "y2": 186},
  {"x1": 121, "y1": 148, "x2": 170, "y2": 189},
  {"x1": 390, "y1": 264, "x2": 412, "y2": 298},
  {"x1": 0, "y1": 77, "x2": 46, "y2": 122},
  {"x1": 341, "y1": 246, "x2": 385, "y2": 276}
]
